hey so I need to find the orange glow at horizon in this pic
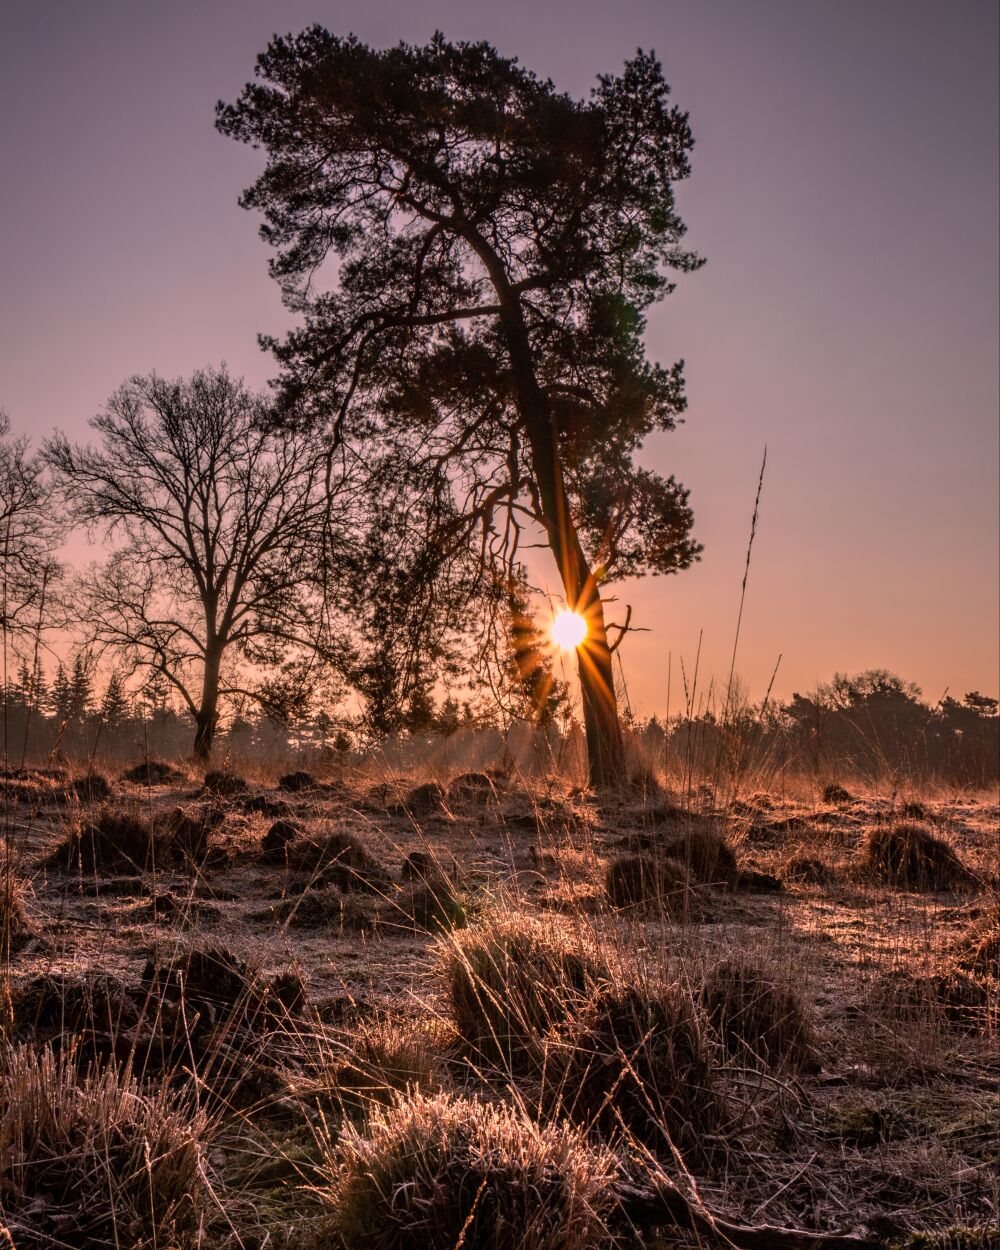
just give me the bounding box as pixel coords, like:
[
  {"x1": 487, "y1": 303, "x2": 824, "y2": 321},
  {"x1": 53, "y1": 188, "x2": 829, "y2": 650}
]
[{"x1": 552, "y1": 609, "x2": 588, "y2": 651}]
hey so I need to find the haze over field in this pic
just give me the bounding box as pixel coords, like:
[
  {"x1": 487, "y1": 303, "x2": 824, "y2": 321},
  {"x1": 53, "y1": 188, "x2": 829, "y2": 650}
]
[{"x1": 1, "y1": 0, "x2": 997, "y2": 713}]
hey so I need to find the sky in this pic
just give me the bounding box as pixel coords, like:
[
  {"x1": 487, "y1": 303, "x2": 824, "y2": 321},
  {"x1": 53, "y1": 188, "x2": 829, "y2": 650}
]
[{"x1": 1, "y1": 0, "x2": 997, "y2": 717}]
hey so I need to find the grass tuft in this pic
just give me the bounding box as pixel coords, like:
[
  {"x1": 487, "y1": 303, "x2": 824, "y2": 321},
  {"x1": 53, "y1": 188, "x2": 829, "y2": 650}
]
[
  {"x1": 864, "y1": 823, "x2": 975, "y2": 890},
  {"x1": 321, "y1": 1091, "x2": 614, "y2": 1250},
  {"x1": 0, "y1": 1044, "x2": 212, "y2": 1248},
  {"x1": 444, "y1": 910, "x2": 602, "y2": 1069},
  {"x1": 701, "y1": 956, "x2": 820, "y2": 1070}
]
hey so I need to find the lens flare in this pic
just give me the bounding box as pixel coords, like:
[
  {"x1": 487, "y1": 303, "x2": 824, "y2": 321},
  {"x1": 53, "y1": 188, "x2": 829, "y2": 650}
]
[{"x1": 552, "y1": 609, "x2": 588, "y2": 651}]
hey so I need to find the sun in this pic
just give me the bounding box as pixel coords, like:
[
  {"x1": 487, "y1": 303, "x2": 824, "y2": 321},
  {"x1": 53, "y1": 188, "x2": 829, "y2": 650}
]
[{"x1": 552, "y1": 608, "x2": 588, "y2": 651}]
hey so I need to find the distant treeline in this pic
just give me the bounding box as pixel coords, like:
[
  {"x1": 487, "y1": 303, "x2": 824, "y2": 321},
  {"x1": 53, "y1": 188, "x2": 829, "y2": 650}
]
[
  {"x1": 3, "y1": 663, "x2": 995, "y2": 788},
  {"x1": 646, "y1": 670, "x2": 999, "y2": 789}
]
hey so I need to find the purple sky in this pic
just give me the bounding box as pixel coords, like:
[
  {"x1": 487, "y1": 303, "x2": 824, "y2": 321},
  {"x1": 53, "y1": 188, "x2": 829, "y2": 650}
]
[{"x1": 1, "y1": 0, "x2": 997, "y2": 715}]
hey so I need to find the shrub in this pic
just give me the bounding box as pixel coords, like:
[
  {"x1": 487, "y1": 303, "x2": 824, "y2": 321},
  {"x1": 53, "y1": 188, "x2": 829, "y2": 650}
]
[
  {"x1": 325, "y1": 1092, "x2": 613, "y2": 1250},
  {"x1": 701, "y1": 957, "x2": 819, "y2": 1070},
  {"x1": 546, "y1": 981, "x2": 724, "y2": 1160},
  {"x1": 660, "y1": 827, "x2": 737, "y2": 885},
  {"x1": 864, "y1": 823, "x2": 974, "y2": 890},
  {"x1": 604, "y1": 853, "x2": 699, "y2": 916},
  {"x1": 444, "y1": 912, "x2": 602, "y2": 1069},
  {"x1": 0, "y1": 1045, "x2": 211, "y2": 1248}
]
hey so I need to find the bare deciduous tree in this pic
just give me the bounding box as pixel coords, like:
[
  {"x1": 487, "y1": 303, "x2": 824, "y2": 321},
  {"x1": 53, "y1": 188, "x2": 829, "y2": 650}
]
[
  {"x1": 0, "y1": 412, "x2": 60, "y2": 644},
  {"x1": 45, "y1": 367, "x2": 349, "y2": 759}
]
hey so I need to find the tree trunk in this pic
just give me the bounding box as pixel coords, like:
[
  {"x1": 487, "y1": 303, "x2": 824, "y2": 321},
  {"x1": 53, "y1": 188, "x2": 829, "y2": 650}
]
[
  {"x1": 575, "y1": 581, "x2": 627, "y2": 788},
  {"x1": 479, "y1": 263, "x2": 627, "y2": 787},
  {"x1": 192, "y1": 645, "x2": 221, "y2": 761},
  {"x1": 528, "y1": 423, "x2": 627, "y2": 788}
]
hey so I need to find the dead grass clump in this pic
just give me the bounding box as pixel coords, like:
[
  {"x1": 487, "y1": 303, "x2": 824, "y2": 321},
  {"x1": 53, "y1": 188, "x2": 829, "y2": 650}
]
[
  {"x1": 604, "y1": 853, "x2": 699, "y2": 916},
  {"x1": 2, "y1": 870, "x2": 33, "y2": 955},
  {"x1": 66, "y1": 772, "x2": 113, "y2": 802},
  {"x1": 47, "y1": 807, "x2": 157, "y2": 873},
  {"x1": 404, "y1": 780, "x2": 446, "y2": 814},
  {"x1": 326, "y1": 1017, "x2": 444, "y2": 1114},
  {"x1": 783, "y1": 854, "x2": 837, "y2": 885},
  {"x1": 203, "y1": 768, "x2": 248, "y2": 796},
  {"x1": 261, "y1": 818, "x2": 303, "y2": 861},
  {"x1": 661, "y1": 826, "x2": 738, "y2": 885},
  {"x1": 324, "y1": 1091, "x2": 613, "y2": 1250},
  {"x1": 5, "y1": 971, "x2": 141, "y2": 1062},
  {"x1": 864, "y1": 822, "x2": 974, "y2": 890},
  {"x1": 0, "y1": 1045, "x2": 211, "y2": 1248},
  {"x1": 278, "y1": 769, "x2": 318, "y2": 791},
  {"x1": 701, "y1": 957, "x2": 819, "y2": 1070},
  {"x1": 393, "y1": 878, "x2": 468, "y2": 933},
  {"x1": 822, "y1": 782, "x2": 853, "y2": 803},
  {"x1": 444, "y1": 912, "x2": 602, "y2": 1069},
  {"x1": 137, "y1": 941, "x2": 307, "y2": 1077},
  {"x1": 955, "y1": 904, "x2": 1000, "y2": 980},
  {"x1": 547, "y1": 981, "x2": 724, "y2": 1160},
  {"x1": 122, "y1": 759, "x2": 184, "y2": 785},
  {"x1": 285, "y1": 828, "x2": 389, "y2": 893}
]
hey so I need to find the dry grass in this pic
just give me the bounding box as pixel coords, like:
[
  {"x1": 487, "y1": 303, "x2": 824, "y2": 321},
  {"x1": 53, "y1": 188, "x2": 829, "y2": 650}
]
[
  {"x1": 1, "y1": 868, "x2": 33, "y2": 956},
  {"x1": 0, "y1": 1044, "x2": 213, "y2": 1248},
  {"x1": 700, "y1": 954, "x2": 820, "y2": 1070},
  {"x1": 603, "y1": 852, "x2": 700, "y2": 915},
  {"x1": 443, "y1": 909, "x2": 603, "y2": 1069},
  {"x1": 3, "y1": 758, "x2": 997, "y2": 1245},
  {"x1": 318, "y1": 1091, "x2": 614, "y2": 1250},
  {"x1": 545, "y1": 978, "x2": 725, "y2": 1160},
  {"x1": 864, "y1": 822, "x2": 976, "y2": 890}
]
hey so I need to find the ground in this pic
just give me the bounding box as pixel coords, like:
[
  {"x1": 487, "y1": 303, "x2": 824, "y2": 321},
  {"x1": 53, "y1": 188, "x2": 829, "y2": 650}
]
[{"x1": 2, "y1": 761, "x2": 997, "y2": 1248}]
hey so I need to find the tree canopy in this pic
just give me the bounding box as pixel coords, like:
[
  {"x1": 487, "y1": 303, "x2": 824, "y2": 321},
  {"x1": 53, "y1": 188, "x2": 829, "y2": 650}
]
[{"x1": 218, "y1": 30, "x2": 703, "y2": 784}]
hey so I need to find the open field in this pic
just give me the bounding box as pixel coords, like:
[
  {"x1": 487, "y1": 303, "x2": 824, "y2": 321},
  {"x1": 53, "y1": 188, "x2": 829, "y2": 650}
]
[{"x1": 2, "y1": 760, "x2": 998, "y2": 1249}]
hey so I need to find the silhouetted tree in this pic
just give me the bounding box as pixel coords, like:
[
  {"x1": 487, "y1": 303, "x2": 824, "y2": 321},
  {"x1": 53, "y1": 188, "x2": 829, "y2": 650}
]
[
  {"x1": 218, "y1": 31, "x2": 702, "y2": 786},
  {"x1": 99, "y1": 670, "x2": 130, "y2": 738},
  {"x1": 0, "y1": 412, "x2": 60, "y2": 641},
  {"x1": 46, "y1": 367, "x2": 349, "y2": 759}
]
